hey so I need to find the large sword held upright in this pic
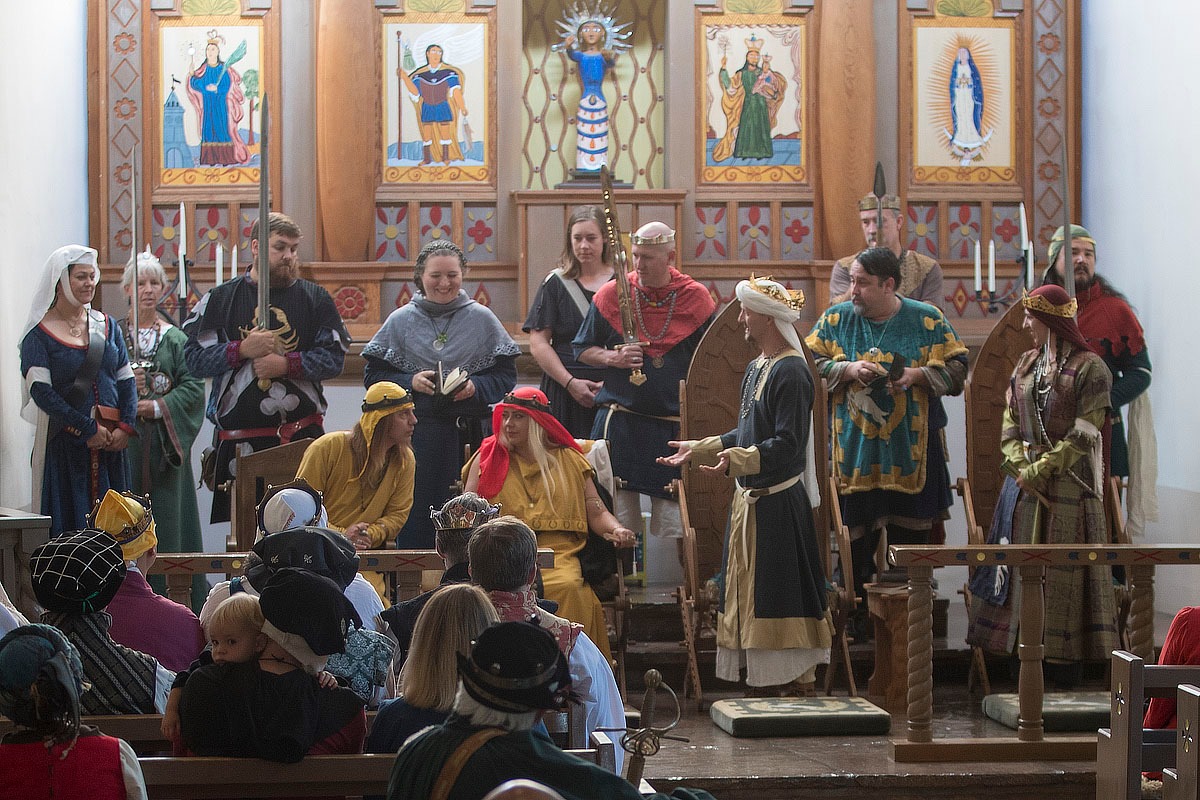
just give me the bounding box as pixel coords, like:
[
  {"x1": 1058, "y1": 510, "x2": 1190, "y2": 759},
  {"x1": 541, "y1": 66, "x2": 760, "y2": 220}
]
[
  {"x1": 256, "y1": 94, "x2": 273, "y2": 391},
  {"x1": 599, "y1": 165, "x2": 648, "y2": 387}
]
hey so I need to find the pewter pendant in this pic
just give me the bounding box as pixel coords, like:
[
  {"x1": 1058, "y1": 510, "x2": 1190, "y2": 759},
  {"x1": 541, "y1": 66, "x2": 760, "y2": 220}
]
[
  {"x1": 651, "y1": 356, "x2": 664, "y2": 369},
  {"x1": 433, "y1": 336, "x2": 446, "y2": 351},
  {"x1": 868, "y1": 347, "x2": 881, "y2": 357}
]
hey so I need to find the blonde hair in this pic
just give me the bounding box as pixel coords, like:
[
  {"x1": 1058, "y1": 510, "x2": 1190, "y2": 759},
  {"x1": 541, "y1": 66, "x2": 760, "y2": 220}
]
[
  {"x1": 205, "y1": 593, "x2": 265, "y2": 637},
  {"x1": 400, "y1": 584, "x2": 498, "y2": 712},
  {"x1": 498, "y1": 414, "x2": 567, "y2": 514}
]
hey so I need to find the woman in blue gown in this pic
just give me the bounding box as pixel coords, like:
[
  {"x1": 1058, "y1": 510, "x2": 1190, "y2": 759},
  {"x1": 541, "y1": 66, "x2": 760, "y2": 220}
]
[{"x1": 20, "y1": 245, "x2": 137, "y2": 535}]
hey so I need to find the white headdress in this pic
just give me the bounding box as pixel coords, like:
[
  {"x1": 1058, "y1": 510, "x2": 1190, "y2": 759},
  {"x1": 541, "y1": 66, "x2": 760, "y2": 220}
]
[{"x1": 735, "y1": 275, "x2": 806, "y2": 353}]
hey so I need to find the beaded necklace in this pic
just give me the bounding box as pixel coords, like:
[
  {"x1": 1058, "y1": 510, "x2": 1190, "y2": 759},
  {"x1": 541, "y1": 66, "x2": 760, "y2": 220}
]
[
  {"x1": 633, "y1": 285, "x2": 678, "y2": 343},
  {"x1": 739, "y1": 345, "x2": 789, "y2": 418}
]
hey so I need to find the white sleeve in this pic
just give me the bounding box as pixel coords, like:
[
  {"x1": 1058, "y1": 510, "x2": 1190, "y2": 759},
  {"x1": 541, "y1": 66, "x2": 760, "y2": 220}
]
[
  {"x1": 568, "y1": 632, "x2": 626, "y2": 775},
  {"x1": 117, "y1": 738, "x2": 148, "y2": 800},
  {"x1": 153, "y1": 662, "x2": 175, "y2": 714}
]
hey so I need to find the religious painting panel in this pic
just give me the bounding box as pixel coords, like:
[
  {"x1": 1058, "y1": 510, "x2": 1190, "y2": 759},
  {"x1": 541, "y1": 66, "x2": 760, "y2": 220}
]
[
  {"x1": 911, "y1": 16, "x2": 1016, "y2": 184},
  {"x1": 380, "y1": 15, "x2": 493, "y2": 185},
  {"x1": 697, "y1": 13, "x2": 807, "y2": 185},
  {"x1": 156, "y1": 19, "x2": 265, "y2": 186}
]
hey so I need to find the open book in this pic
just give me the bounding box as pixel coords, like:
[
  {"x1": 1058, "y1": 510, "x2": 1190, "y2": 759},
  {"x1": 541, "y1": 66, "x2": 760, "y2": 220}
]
[{"x1": 436, "y1": 362, "x2": 469, "y2": 396}]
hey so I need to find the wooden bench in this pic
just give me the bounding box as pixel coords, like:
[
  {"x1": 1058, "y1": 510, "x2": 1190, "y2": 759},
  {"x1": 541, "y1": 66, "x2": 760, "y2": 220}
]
[
  {"x1": 146, "y1": 549, "x2": 555, "y2": 608},
  {"x1": 1163, "y1": 684, "x2": 1200, "y2": 800},
  {"x1": 1097, "y1": 653, "x2": 1200, "y2": 800},
  {"x1": 137, "y1": 732, "x2": 616, "y2": 799}
]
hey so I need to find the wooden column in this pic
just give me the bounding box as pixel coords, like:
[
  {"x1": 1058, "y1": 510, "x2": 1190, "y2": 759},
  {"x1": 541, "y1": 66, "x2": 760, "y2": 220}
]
[
  {"x1": 315, "y1": 0, "x2": 376, "y2": 261},
  {"x1": 815, "y1": 0, "x2": 875, "y2": 259},
  {"x1": 1017, "y1": 564, "x2": 1046, "y2": 742},
  {"x1": 1128, "y1": 564, "x2": 1157, "y2": 661},
  {"x1": 905, "y1": 565, "x2": 934, "y2": 743}
]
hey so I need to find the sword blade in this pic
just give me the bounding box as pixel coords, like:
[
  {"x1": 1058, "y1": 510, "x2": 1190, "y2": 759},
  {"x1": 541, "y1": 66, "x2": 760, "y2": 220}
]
[{"x1": 258, "y1": 94, "x2": 271, "y2": 329}]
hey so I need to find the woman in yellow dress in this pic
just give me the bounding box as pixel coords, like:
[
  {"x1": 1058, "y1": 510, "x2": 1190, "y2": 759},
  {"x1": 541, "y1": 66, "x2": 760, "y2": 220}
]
[
  {"x1": 296, "y1": 382, "x2": 417, "y2": 605},
  {"x1": 463, "y1": 387, "x2": 634, "y2": 664}
]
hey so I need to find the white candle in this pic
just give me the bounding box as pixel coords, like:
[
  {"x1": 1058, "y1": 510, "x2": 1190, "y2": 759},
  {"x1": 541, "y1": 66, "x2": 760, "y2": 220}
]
[
  {"x1": 178, "y1": 202, "x2": 188, "y2": 303},
  {"x1": 1026, "y1": 244, "x2": 1035, "y2": 287},
  {"x1": 1018, "y1": 202, "x2": 1029, "y2": 252},
  {"x1": 987, "y1": 240, "x2": 996, "y2": 293},
  {"x1": 973, "y1": 241, "x2": 981, "y2": 293},
  {"x1": 215, "y1": 243, "x2": 224, "y2": 287},
  {"x1": 232, "y1": 244, "x2": 239, "y2": 277}
]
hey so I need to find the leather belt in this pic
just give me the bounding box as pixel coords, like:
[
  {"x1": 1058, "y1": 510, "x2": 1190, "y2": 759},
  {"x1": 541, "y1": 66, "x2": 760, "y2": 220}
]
[
  {"x1": 217, "y1": 412, "x2": 324, "y2": 444},
  {"x1": 740, "y1": 473, "x2": 802, "y2": 504}
]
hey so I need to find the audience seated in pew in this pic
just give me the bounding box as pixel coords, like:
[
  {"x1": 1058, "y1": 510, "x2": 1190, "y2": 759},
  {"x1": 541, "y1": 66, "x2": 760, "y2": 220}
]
[
  {"x1": 180, "y1": 568, "x2": 366, "y2": 763},
  {"x1": 90, "y1": 489, "x2": 205, "y2": 672},
  {"x1": 162, "y1": 592, "x2": 340, "y2": 744},
  {"x1": 0, "y1": 623, "x2": 148, "y2": 799},
  {"x1": 199, "y1": 483, "x2": 386, "y2": 635},
  {"x1": 388, "y1": 620, "x2": 712, "y2": 800},
  {"x1": 367, "y1": 583, "x2": 498, "y2": 755},
  {"x1": 469, "y1": 516, "x2": 627, "y2": 773},
  {"x1": 31, "y1": 529, "x2": 173, "y2": 714}
]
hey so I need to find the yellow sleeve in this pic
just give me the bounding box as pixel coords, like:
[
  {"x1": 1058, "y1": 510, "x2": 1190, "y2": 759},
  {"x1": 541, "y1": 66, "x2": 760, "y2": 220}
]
[
  {"x1": 365, "y1": 455, "x2": 415, "y2": 547},
  {"x1": 999, "y1": 406, "x2": 1029, "y2": 472},
  {"x1": 1020, "y1": 407, "x2": 1107, "y2": 489}
]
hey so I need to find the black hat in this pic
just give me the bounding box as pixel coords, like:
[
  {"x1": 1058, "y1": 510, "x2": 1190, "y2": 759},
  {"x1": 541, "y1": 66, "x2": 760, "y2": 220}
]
[
  {"x1": 259, "y1": 568, "x2": 362, "y2": 659},
  {"x1": 248, "y1": 526, "x2": 359, "y2": 590},
  {"x1": 30, "y1": 530, "x2": 127, "y2": 615},
  {"x1": 457, "y1": 621, "x2": 572, "y2": 713}
]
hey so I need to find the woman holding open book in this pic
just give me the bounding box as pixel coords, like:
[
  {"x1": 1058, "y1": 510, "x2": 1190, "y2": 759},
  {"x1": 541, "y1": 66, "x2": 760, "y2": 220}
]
[
  {"x1": 967, "y1": 284, "x2": 1116, "y2": 688},
  {"x1": 362, "y1": 240, "x2": 519, "y2": 549}
]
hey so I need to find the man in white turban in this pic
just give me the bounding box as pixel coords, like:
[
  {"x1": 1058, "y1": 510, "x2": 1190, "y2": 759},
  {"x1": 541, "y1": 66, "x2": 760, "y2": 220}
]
[{"x1": 658, "y1": 276, "x2": 832, "y2": 697}]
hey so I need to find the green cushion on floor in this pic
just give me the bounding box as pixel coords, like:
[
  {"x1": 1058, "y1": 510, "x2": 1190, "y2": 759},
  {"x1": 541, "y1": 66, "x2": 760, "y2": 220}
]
[
  {"x1": 709, "y1": 697, "x2": 891, "y2": 738},
  {"x1": 981, "y1": 691, "x2": 1110, "y2": 732}
]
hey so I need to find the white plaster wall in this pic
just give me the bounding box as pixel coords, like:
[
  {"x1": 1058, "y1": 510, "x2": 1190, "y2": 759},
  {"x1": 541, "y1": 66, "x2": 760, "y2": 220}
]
[
  {"x1": 1082, "y1": 2, "x2": 1200, "y2": 614},
  {"x1": 0, "y1": 2, "x2": 89, "y2": 510}
]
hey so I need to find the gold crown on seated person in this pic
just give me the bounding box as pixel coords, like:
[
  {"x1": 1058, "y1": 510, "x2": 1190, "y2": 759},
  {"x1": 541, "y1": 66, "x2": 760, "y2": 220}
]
[
  {"x1": 746, "y1": 274, "x2": 805, "y2": 312},
  {"x1": 1021, "y1": 290, "x2": 1077, "y2": 318},
  {"x1": 630, "y1": 227, "x2": 675, "y2": 246}
]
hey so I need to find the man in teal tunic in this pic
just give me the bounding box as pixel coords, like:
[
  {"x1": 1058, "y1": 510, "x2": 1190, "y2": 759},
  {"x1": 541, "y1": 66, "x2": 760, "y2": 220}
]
[{"x1": 806, "y1": 248, "x2": 968, "y2": 624}]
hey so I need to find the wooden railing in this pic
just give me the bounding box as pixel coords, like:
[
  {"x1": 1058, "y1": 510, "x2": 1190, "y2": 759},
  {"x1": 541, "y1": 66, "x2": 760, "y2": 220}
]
[
  {"x1": 888, "y1": 544, "x2": 1200, "y2": 762},
  {"x1": 147, "y1": 548, "x2": 555, "y2": 608}
]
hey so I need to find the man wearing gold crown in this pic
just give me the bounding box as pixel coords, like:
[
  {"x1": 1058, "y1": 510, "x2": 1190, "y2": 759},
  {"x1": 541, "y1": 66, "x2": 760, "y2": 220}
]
[
  {"x1": 574, "y1": 221, "x2": 716, "y2": 548},
  {"x1": 829, "y1": 194, "x2": 944, "y2": 309},
  {"x1": 807, "y1": 248, "x2": 968, "y2": 635},
  {"x1": 660, "y1": 276, "x2": 832, "y2": 696}
]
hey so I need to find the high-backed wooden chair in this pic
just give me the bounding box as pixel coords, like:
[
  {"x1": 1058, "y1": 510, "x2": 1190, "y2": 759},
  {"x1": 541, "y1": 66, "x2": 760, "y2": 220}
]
[
  {"x1": 675, "y1": 298, "x2": 839, "y2": 696},
  {"x1": 230, "y1": 438, "x2": 315, "y2": 550}
]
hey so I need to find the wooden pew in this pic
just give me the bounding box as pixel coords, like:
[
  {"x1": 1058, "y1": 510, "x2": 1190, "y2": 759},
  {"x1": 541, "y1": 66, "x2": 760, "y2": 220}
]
[
  {"x1": 147, "y1": 549, "x2": 555, "y2": 608},
  {"x1": 138, "y1": 733, "x2": 617, "y2": 799},
  {"x1": 1163, "y1": 684, "x2": 1200, "y2": 800},
  {"x1": 1096, "y1": 651, "x2": 1200, "y2": 799}
]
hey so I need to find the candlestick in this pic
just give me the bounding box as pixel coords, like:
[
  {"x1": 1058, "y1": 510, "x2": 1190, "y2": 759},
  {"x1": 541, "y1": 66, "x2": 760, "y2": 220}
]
[
  {"x1": 178, "y1": 202, "x2": 188, "y2": 308},
  {"x1": 215, "y1": 244, "x2": 224, "y2": 287},
  {"x1": 1018, "y1": 202, "x2": 1029, "y2": 253},
  {"x1": 987, "y1": 240, "x2": 996, "y2": 293},
  {"x1": 973, "y1": 241, "x2": 981, "y2": 293}
]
